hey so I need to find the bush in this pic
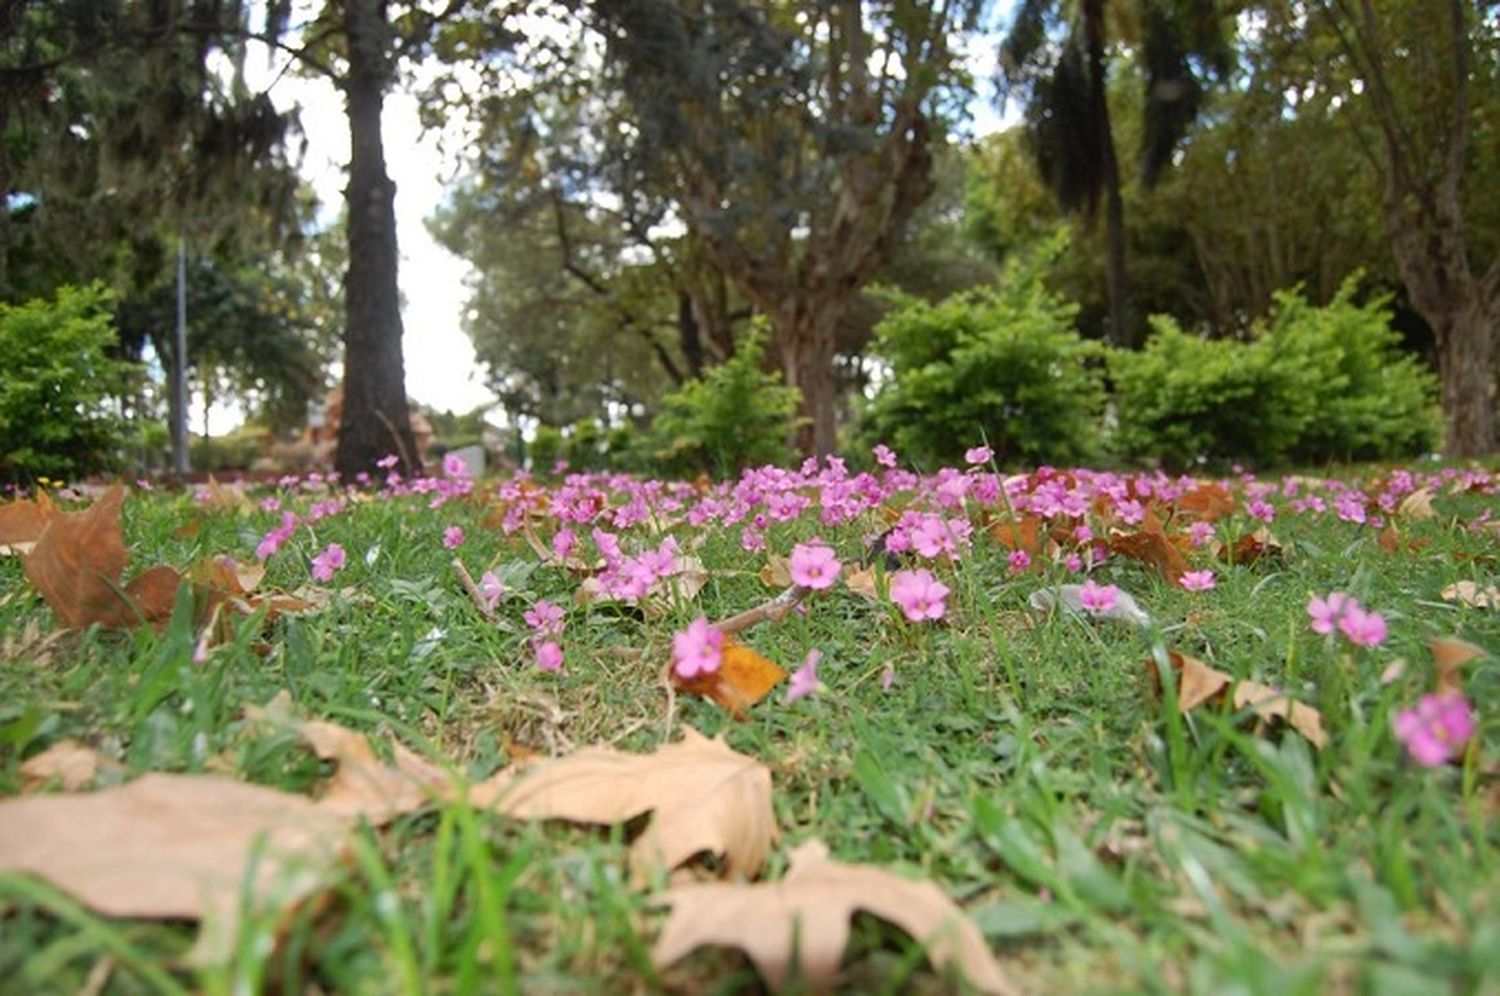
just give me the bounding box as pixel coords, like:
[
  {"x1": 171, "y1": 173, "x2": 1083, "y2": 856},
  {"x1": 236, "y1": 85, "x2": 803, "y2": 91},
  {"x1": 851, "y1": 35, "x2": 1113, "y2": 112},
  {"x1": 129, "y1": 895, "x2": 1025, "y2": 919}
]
[
  {"x1": 642, "y1": 324, "x2": 802, "y2": 477},
  {"x1": 1111, "y1": 275, "x2": 1439, "y2": 468},
  {"x1": 0, "y1": 285, "x2": 134, "y2": 483},
  {"x1": 190, "y1": 427, "x2": 268, "y2": 472},
  {"x1": 859, "y1": 235, "x2": 1107, "y2": 467}
]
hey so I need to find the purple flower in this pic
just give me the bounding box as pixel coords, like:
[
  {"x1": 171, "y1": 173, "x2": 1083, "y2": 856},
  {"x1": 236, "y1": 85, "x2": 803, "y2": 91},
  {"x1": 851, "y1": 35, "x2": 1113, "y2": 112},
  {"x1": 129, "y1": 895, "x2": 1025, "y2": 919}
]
[
  {"x1": 1179, "y1": 570, "x2": 1216, "y2": 592},
  {"x1": 1337, "y1": 604, "x2": 1388, "y2": 647},
  {"x1": 524, "y1": 599, "x2": 565, "y2": 637},
  {"x1": 1008, "y1": 549, "x2": 1031, "y2": 574},
  {"x1": 673, "y1": 616, "x2": 724, "y2": 679},
  {"x1": 443, "y1": 526, "x2": 465, "y2": 549},
  {"x1": 1078, "y1": 579, "x2": 1118, "y2": 614},
  {"x1": 1307, "y1": 592, "x2": 1353, "y2": 635},
  {"x1": 311, "y1": 543, "x2": 346, "y2": 583},
  {"x1": 789, "y1": 541, "x2": 841, "y2": 590},
  {"x1": 533, "y1": 640, "x2": 564, "y2": 672},
  {"x1": 785, "y1": 649, "x2": 822, "y2": 703},
  {"x1": 479, "y1": 571, "x2": 505, "y2": 610},
  {"x1": 964, "y1": 445, "x2": 993, "y2": 466},
  {"x1": 1394, "y1": 693, "x2": 1476, "y2": 767},
  {"x1": 889, "y1": 568, "x2": 950, "y2": 622}
]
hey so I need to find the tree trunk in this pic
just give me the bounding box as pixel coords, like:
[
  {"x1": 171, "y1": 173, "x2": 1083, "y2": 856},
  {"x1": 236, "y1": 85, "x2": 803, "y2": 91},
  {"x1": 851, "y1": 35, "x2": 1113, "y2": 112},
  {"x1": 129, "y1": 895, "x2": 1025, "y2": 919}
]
[
  {"x1": 1433, "y1": 288, "x2": 1496, "y2": 457},
  {"x1": 335, "y1": 0, "x2": 420, "y2": 479},
  {"x1": 771, "y1": 303, "x2": 839, "y2": 457},
  {"x1": 1086, "y1": 0, "x2": 1132, "y2": 348}
]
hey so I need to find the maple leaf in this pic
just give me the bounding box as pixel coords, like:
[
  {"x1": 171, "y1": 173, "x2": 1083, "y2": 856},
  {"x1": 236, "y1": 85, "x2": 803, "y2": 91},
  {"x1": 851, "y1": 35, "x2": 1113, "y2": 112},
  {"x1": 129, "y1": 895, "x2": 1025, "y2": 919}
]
[
  {"x1": 20, "y1": 485, "x2": 182, "y2": 629},
  {"x1": 652, "y1": 839, "x2": 1015, "y2": 994},
  {"x1": 1148, "y1": 650, "x2": 1326, "y2": 749},
  {"x1": 1109, "y1": 521, "x2": 1189, "y2": 583},
  {"x1": 473, "y1": 726, "x2": 777, "y2": 882},
  {"x1": 1175, "y1": 483, "x2": 1236, "y2": 522},
  {"x1": 0, "y1": 773, "x2": 350, "y2": 965},
  {"x1": 0, "y1": 489, "x2": 56, "y2": 555},
  {"x1": 674, "y1": 640, "x2": 787, "y2": 716}
]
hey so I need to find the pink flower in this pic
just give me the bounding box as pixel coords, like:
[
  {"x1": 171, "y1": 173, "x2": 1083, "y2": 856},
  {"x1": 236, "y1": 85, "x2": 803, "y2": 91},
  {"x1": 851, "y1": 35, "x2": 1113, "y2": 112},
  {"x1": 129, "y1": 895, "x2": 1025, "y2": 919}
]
[
  {"x1": 789, "y1": 541, "x2": 841, "y2": 590},
  {"x1": 1180, "y1": 570, "x2": 1216, "y2": 592},
  {"x1": 443, "y1": 526, "x2": 465, "y2": 549},
  {"x1": 964, "y1": 445, "x2": 993, "y2": 466},
  {"x1": 1338, "y1": 605, "x2": 1388, "y2": 647},
  {"x1": 1008, "y1": 550, "x2": 1031, "y2": 574},
  {"x1": 533, "y1": 640, "x2": 564, "y2": 672},
  {"x1": 1063, "y1": 553, "x2": 1084, "y2": 573},
  {"x1": 443, "y1": 452, "x2": 469, "y2": 479},
  {"x1": 376, "y1": 453, "x2": 400, "y2": 470},
  {"x1": 553, "y1": 528, "x2": 577, "y2": 561},
  {"x1": 311, "y1": 543, "x2": 346, "y2": 582},
  {"x1": 673, "y1": 616, "x2": 724, "y2": 679},
  {"x1": 524, "y1": 599, "x2": 565, "y2": 636},
  {"x1": 1307, "y1": 592, "x2": 1353, "y2": 635},
  {"x1": 889, "y1": 568, "x2": 950, "y2": 622},
  {"x1": 1188, "y1": 521, "x2": 1216, "y2": 548},
  {"x1": 880, "y1": 666, "x2": 896, "y2": 692},
  {"x1": 785, "y1": 649, "x2": 822, "y2": 703},
  {"x1": 1394, "y1": 693, "x2": 1476, "y2": 767},
  {"x1": 1248, "y1": 498, "x2": 1276, "y2": 523},
  {"x1": 1078, "y1": 579, "x2": 1118, "y2": 614},
  {"x1": 872, "y1": 444, "x2": 898, "y2": 469},
  {"x1": 479, "y1": 571, "x2": 505, "y2": 609}
]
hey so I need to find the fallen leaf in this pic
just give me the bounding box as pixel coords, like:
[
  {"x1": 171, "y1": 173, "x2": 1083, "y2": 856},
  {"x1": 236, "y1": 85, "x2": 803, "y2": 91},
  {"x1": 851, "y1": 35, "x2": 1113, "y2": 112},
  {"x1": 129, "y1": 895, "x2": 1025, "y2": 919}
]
[
  {"x1": 1232, "y1": 681, "x2": 1328, "y2": 750},
  {"x1": 759, "y1": 555, "x2": 793, "y2": 589},
  {"x1": 988, "y1": 515, "x2": 1042, "y2": 556},
  {"x1": 1110, "y1": 524, "x2": 1189, "y2": 583},
  {"x1": 198, "y1": 476, "x2": 254, "y2": 513},
  {"x1": 474, "y1": 726, "x2": 777, "y2": 882},
  {"x1": 0, "y1": 490, "x2": 55, "y2": 555},
  {"x1": 19, "y1": 486, "x2": 182, "y2": 629},
  {"x1": 1175, "y1": 483, "x2": 1235, "y2": 522},
  {"x1": 674, "y1": 641, "x2": 787, "y2": 716},
  {"x1": 652, "y1": 839, "x2": 1014, "y2": 994},
  {"x1": 1441, "y1": 581, "x2": 1500, "y2": 610},
  {"x1": 1429, "y1": 636, "x2": 1486, "y2": 697},
  {"x1": 1219, "y1": 528, "x2": 1284, "y2": 566},
  {"x1": 1396, "y1": 488, "x2": 1435, "y2": 520},
  {"x1": 19, "y1": 739, "x2": 124, "y2": 793},
  {"x1": 0, "y1": 773, "x2": 349, "y2": 964},
  {"x1": 844, "y1": 563, "x2": 880, "y2": 601},
  {"x1": 1147, "y1": 650, "x2": 1232, "y2": 712},
  {"x1": 246, "y1": 692, "x2": 451, "y2": 823}
]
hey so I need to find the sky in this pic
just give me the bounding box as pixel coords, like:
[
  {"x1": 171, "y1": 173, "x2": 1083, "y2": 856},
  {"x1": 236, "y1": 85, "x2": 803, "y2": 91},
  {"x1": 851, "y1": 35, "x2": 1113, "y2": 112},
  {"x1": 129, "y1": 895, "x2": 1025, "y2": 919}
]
[{"x1": 208, "y1": 19, "x2": 1015, "y2": 434}]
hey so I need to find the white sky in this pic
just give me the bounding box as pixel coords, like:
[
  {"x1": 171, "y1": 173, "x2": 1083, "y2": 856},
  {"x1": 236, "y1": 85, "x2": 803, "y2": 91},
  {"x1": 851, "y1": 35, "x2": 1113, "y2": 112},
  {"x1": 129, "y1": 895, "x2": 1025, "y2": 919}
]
[{"x1": 202, "y1": 17, "x2": 1015, "y2": 434}]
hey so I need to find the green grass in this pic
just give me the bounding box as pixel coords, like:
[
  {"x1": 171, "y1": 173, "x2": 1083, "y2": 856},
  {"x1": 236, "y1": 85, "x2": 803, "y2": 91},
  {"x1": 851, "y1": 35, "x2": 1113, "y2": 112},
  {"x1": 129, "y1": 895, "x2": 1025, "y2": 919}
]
[{"x1": 1, "y1": 466, "x2": 1497, "y2": 994}]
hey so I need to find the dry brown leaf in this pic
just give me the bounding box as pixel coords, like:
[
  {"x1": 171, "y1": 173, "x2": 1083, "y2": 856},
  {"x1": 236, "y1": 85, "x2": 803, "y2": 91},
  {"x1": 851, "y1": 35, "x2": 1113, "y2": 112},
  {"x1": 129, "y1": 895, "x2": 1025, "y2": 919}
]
[
  {"x1": 199, "y1": 476, "x2": 254, "y2": 513},
  {"x1": 473, "y1": 726, "x2": 777, "y2": 882},
  {"x1": 1175, "y1": 483, "x2": 1235, "y2": 522},
  {"x1": 19, "y1": 739, "x2": 124, "y2": 793},
  {"x1": 1110, "y1": 524, "x2": 1189, "y2": 583},
  {"x1": 1219, "y1": 528, "x2": 1284, "y2": 566},
  {"x1": 246, "y1": 692, "x2": 451, "y2": 823},
  {"x1": 0, "y1": 490, "x2": 55, "y2": 555},
  {"x1": 652, "y1": 839, "x2": 1014, "y2": 994},
  {"x1": 1232, "y1": 682, "x2": 1328, "y2": 750},
  {"x1": 844, "y1": 563, "x2": 880, "y2": 601},
  {"x1": 1397, "y1": 488, "x2": 1436, "y2": 521},
  {"x1": 1429, "y1": 636, "x2": 1486, "y2": 697},
  {"x1": 1147, "y1": 650, "x2": 1232, "y2": 712},
  {"x1": 759, "y1": 555, "x2": 793, "y2": 589},
  {"x1": 675, "y1": 641, "x2": 787, "y2": 716},
  {"x1": 0, "y1": 773, "x2": 349, "y2": 964},
  {"x1": 1441, "y1": 581, "x2": 1500, "y2": 610},
  {"x1": 19, "y1": 486, "x2": 183, "y2": 629},
  {"x1": 988, "y1": 515, "x2": 1042, "y2": 556}
]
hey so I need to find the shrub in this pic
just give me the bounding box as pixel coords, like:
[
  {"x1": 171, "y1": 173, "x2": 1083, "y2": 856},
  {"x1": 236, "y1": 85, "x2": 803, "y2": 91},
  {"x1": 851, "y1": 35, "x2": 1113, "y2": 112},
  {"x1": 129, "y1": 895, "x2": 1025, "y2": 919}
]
[
  {"x1": 1111, "y1": 275, "x2": 1439, "y2": 468},
  {"x1": 190, "y1": 427, "x2": 268, "y2": 472},
  {"x1": 859, "y1": 235, "x2": 1106, "y2": 468},
  {"x1": 642, "y1": 324, "x2": 802, "y2": 477},
  {"x1": 0, "y1": 285, "x2": 134, "y2": 483}
]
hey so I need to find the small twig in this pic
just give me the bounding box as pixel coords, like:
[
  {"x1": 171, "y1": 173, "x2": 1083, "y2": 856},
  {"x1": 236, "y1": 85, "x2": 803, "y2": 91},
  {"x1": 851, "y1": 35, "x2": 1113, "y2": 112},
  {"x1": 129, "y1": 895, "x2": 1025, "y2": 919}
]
[
  {"x1": 713, "y1": 585, "x2": 812, "y2": 636},
  {"x1": 452, "y1": 559, "x2": 497, "y2": 621},
  {"x1": 659, "y1": 653, "x2": 678, "y2": 744}
]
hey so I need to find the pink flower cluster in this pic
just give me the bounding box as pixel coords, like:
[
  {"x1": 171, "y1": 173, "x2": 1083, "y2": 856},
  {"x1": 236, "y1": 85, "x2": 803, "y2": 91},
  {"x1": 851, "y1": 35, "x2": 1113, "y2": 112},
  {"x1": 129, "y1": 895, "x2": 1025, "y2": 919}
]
[
  {"x1": 1394, "y1": 694, "x2": 1476, "y2": 767},
  {"x1": 524, "y1": 598, "x2": 566, "y2": 672},
  {"x1": 1307, "y1": 592, "x2": 1387, "y2": 647},
  {"x1": 889, "y1": 569, "x2": 949, "y2": 622},
  {"x1": 673, "y1": 616, "x2": 724, "y2": 679}
]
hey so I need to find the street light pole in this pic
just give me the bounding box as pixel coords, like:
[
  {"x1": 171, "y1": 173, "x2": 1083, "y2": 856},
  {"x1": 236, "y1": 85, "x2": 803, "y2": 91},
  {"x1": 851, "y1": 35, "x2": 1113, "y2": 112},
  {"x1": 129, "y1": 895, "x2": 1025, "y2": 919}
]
[{"x1": 173, "y1": 238, "x2": 190, "y2": 476}]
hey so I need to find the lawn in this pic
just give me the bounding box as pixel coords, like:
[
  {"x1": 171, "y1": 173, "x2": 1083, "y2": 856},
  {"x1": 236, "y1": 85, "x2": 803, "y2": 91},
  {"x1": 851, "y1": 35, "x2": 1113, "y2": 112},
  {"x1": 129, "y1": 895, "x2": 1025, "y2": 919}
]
[{"x1": 0, "y1": 455, "x2": 1496, "y2": 994}]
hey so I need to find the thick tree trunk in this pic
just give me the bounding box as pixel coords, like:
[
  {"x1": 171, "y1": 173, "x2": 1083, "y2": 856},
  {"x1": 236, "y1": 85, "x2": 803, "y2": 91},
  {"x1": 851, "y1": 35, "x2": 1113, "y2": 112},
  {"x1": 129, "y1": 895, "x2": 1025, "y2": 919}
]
[
  {"x1": 336, "y1": 0, "x2": 420, "y2": 479},
  {"x1": 771, "y1": 303, "x2": 839, "y2": 457},
  {"x1": 1433, "y1": 289, "x2": 1496, "y2": 458},
  {"x1": 1086, "y1": 0, "x2": 1132, "y2": 348}
]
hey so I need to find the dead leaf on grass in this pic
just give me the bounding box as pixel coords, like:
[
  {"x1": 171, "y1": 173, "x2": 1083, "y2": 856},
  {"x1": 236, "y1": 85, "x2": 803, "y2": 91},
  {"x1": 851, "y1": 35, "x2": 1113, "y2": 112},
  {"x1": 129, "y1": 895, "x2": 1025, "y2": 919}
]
[
  {"x1": 1218, "y1": 528, "x2": 1284, "y2": 566},
  {"x1": 0, "y1": 490, "x2": 55, "y2": 555},
  {"x1": 1175, "y1": 483, "x2": 1235, "y2": 522},
  {"x1": 1148, "y1": 650, "x2": 1326, "y2": 749},
  {"x1": 1396, "y1": 488, "x2": 1436, "y2": 521},
  {"x1": 759, "y1": 555, "x2": 793, "y2": 589},
  {"x1": 652, "y1": 839, "x2": 1015, "y2": 994},
  {"x1": 844, "y1": 563, "x2": 880, "y2": 601},
  {"x1": 1441, "y1": 581, "x2": 1500, "y2": 610},
  {"x1": 473, "y1": 726, "x2": 777, "y2": 882},
  {"x1": 20, "y1": 486, "x2": 182, "y2": 629},
  {"x1": 19, "y1": 739, "x2": 124, "y2": 793},
  {"x1": 1148, "y1": 650, "x2": 1232, "y2": 711},
  {"x1": 1429, "y1": 636, "x2": 1485, "y2": 697},
  {"x1": 1231, "y1": 681, "x2": 1328, "y2": 750},
  {"x1": 1110, "y1": 521, "x2": 1190, "y2": 583},
  {"x1": 674, "y1": 641, "x2": 787, "y2": 716},
  {"x1": 0, "y1": 773, "x2": 350, "y2": 964}
]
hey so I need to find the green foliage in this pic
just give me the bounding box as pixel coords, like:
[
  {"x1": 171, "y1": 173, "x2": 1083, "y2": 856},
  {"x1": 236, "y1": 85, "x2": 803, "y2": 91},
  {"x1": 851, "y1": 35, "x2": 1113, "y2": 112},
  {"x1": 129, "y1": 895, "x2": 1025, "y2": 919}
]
[
  {"x1": 0, "y1": 285, "x2": 134, "y2": 483},
  {"x1": 860, "y1": 237, "x2": 1107, "y2": 468},
  {"x1": 189, "y1": 428, "x2": 268, "y2": 473},
  {"x1": 1111, "y1": 277, "x2": 1440, "y2": 468},
  {"x1": 642, "y1": 326, "x2": 802, "y2": 477}
]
